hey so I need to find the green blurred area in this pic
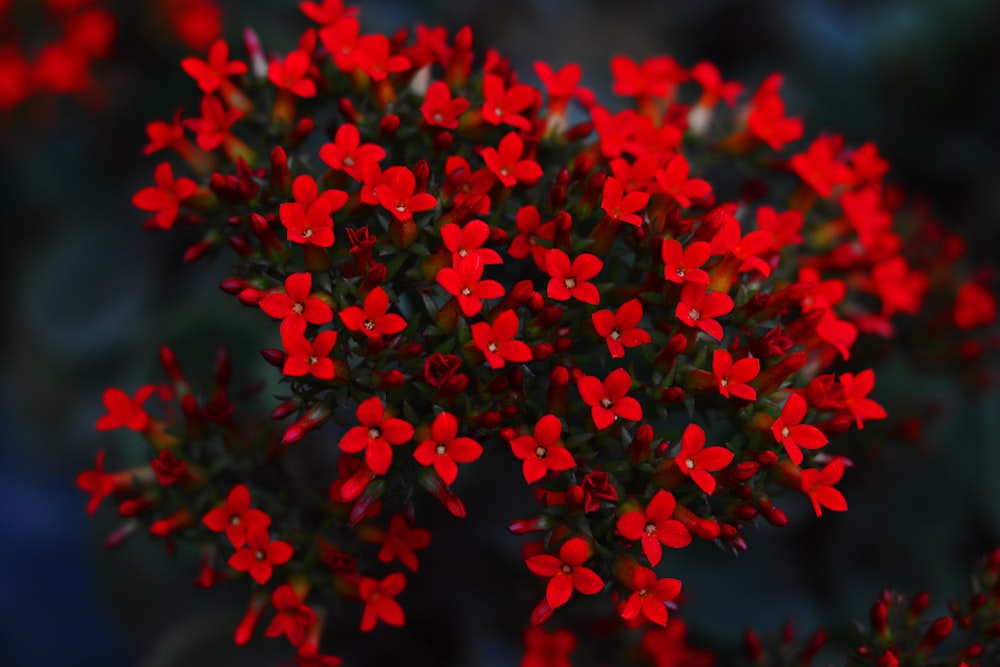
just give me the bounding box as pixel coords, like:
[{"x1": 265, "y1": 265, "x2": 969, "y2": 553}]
[{"x1": 1, "y1": 0, "x2": 998, "y2": 665}]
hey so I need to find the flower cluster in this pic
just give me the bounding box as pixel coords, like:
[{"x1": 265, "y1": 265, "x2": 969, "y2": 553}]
[{"x1": 81, "y1": 1, "x2": 998, "y2": 664}]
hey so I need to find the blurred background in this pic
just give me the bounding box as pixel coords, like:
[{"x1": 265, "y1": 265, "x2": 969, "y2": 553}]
[{"x1": 1, "y1": 0, "x2": 999, "y2": 665}]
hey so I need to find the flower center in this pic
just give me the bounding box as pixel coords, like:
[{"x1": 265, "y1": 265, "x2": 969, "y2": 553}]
[
  {"x1": 435, "y1": 444, "x2": 447, "y2": 456},
  {"x1": 685, "y1": 458, "x2": 695, "y2": 470},
  {"x1": 396, "y1": 203, "x2": 406, "y2": 212},
  {"x1": 292, "y1": 302, "x2": 304, "y2": 315},
  {"x1": 610, "y1": 329, "x2": 621, "y2": 341},
  {"x1": 493, "y1": 106, "x2": 503, "y2": 117},
  {"x1": 460, "y1": 287, "x2": 472, "y2": 296},
  {"x1": 458, "y1": 248, "x2": 468, "y2": 257},
  {"x1": 308, "y1": 355, "x2": 318, "y2": 365},
  {"x1": 600, "y1": 397, "x2": 613, "y2": 409},
  {"x1": 229, "y1": 516, "x2": 241, "y2": 526},
  {"x1": 564, "y1": 277, "x2": 576, "y2": 289},
  {"x1": 781, "y1": 426, "x2": 790, "y2": 439},
  {"x1": 638, "y1": 588, "x2": 649, "y2": 598},
  {"x1": 343, "y1": 156, "x2": 355, "y2": 166},
  {"x1": 676, "y1": 267, "x2": 686, "y2": 277},
  {"x1": 688, "y1": 308, "x2": 700, "y2": 321},
  {"x1": 534, "y1": 445, "x2": 548, "y2": 459},
  {"x1": 488, "y1": 342, "x2": 498, "y2": 353},
  {"x1": 561, "y1": 564, "x2": 573, "y2": 574},
  {"x1": 644, "y1": 522, "x2": 657, "y2": 536},
  {"x1": 433, "y1": 113, "x2": 443, "y2": 122},
  {"x1": 720, "y1": 378, "x2": 728, "y2": 387},
  {"x1": 364, "y1": 318, "x2": 376, "y2": 331},
  {"x1": 255, "y1": 550, "x2": 266, "y2": 562},
  {"x1": 303, "y1": 229, "x2": 313, "y2": 238},
  {"x1": 368, "y1": 427, "x2": 382, "y2": 440}
]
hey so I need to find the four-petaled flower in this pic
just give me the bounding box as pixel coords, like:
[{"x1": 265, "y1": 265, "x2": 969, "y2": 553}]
[
  {"x1": 370, "y1": 514, "x2": 432, "y2": 572},
  {"x1": 544, "y1": 249, "x2": 603, "y2": 305},
  {"x1": 420, "y1": 80, "x2": 470, "y2": 129},
  {"x1": 338, "y1": 397, "x2": 415, "y2": 475},
  {"x1": 260, "y1": 272, "x2": 334, "y2": 336},
  {"x1": 577, "y1": 368, "x2": 643, "y2": 430},
  {"x1": 592, "y1": 299, "x2": 651, "y2": 358},
  {"x1": 435, "y1": 254, "x2": 506, "y2": 317},
  {"x1": 654, "y1": 153, "x2": 712, "y2": 208},
  {"x1": 711, "y1": 349, "x2": 759, "y2": 401},
  {"x1": 320, "y1": 123, "x2": 386, "y2": 181},
  {"x1": 268, "y1": 49, "x2": 316, "y2": 97},
  {"x1": 338, "y1": 286, "x2": 407, "y2": 339},
  {"x1": 441, "y1": 219, "x2": 503, "y2": 266},
  {"x1": 525, "y1": 537, "x2": 604, "y2": 610},
  {"x1": 837, "y1": 369, "x2": 886, "y2": 429},
  {"x1": 413, "y1": 411, "x2": 483, "y2": 485},
  {"x1": 620, "y1": 565, "x2": 682, "y2": 627},
  {"x1": 616, "y1": 490, "x2": 692, "y2": 566},
  {"x1": 375, "y1": 165, "x2": 438, "y2": 222},
  {"x1": 184, "y1": 94, "x2": 242, "y2": 151},
  {"x1": 359, "y1": 572, "x2": 406, "y2": 630},
  {"x1": 510, "y1": 414, "x2": 576, "y2": 484},
  {"x1": 470, "y1": 309, "x2": 532, "y2": 369},
  {"x1": 661, "y1": 239, "x2": 711, "y2": 285},
  {"x1": 281, "y1": 329, "x2": 339, "y2": 380},
  {"x1": 771, "y1": 393, "x2": 828, "y2": 465},
  {"x1": 676, "y1": 283, "x2": 733, "y2": 341},
  {"x1": 265, "y1": 584, "x2": 318, "y2": 647},
  {"x1": 800, "y1": 458, "x2": 848, "y2": 516},
  {"x1": 202, "y1": 484, "x2": 271, "y2": 548},
  {"x1": 132, "y1": 162, "x2": 198, "y2": 231},
  {"x1": 181, "y1": 39, "x2": 247, "y2": 94},
  {"x1": 228, "y1": 526, "x2": 294, "y2": 584},
  {"x1": 672, "y1": 423, "x2": 734, "y2": 495},
  {"x1": 481, "y1": 132, "x2": 543, "y2": 188},
  {"x1": 601, "y1": 176, "x2": 649, "y2": 227},
  {"x1": 97, "y1": 385, "x2": 157, "y2": 432}
]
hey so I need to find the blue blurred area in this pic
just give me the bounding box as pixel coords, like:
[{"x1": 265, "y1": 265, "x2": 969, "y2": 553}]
[{"x1": 1, "y1": 0, "x2": 998, "y2": 665}]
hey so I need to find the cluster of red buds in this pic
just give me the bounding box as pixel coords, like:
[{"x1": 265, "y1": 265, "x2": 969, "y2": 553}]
[{"x1": 81, "y1": 0, "x2": 999, "y2": 663}]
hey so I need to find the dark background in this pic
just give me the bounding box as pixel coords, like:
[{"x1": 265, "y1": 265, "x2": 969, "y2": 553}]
[{"x1": 2, "y1": 0, "x2": 999, "y2": 665}]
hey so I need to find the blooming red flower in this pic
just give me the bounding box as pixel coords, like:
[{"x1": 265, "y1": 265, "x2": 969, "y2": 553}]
[
  {"x1": 471, "y1": 309, "x2": 533, "y2": 369},
  {"x1": 616, "y1": 490, "x2": 692, "y2": 566},
  {"x1": 771, "y1": 393, "x2": 828, "y2": 465},
  {"x1": 184, "y1": 94, "x2": 242, "y2": 151},
  {"x1": 481, "y1": 73, "x2": 535, "y2": 129},
  {"x1": 202, "y1": 484, "x2": 271, "y2": 548},
  {"x1": 592, "y1": 298, "x2": 651, "y2": 358},
  {"x1": 654, "y1": 154, "x2": 711, "y2": 208},
  {"x1": 507, "y1": 204, "x2": 555, "y2": 264},
  {"x1": 711, "y1": 349, "x2": 759, "y2": 401},
  {"x1": 525, "y1": 537, "x2": 604, "y2": 610},
  {"x1": 601, "y1": 176, "x2": 650, "y2": 226},
  {"x1": 371, "y1": 514, "x2": 432, "y2": 572},
  {"x1": 318, "y1": 15, "x2": 361, "y2": 72},
  {"x1": 790, "y1": 135, "x2": 853, "y2": 198},
  {"x1": 747, "y1": 81, "x2": 803, "y2": 151},
  {"x1": 481, "y1": 132, "x2": 543, "y2": 188},
  {"x1": 510, "y1": 414, "x2": 576, "y2": 484},
  {"x1": 265, "y1": 584, "x2": 318, "y2": 647},
  {"x1": 577, "y1": 368, "x2": 643, "y2": 430},
  {"x1": 442, "y1": 155, "x2": 494, "y2": 213},
  {"x1": 260, "y1": 272, "x2": 334, "y2": 336},
  {"x1": 522, "y1": 627, "x2": 576, "y2": 667},
  {"x1": 440, "y1": 219, "x2": 503, "y2": 266},
  {"x1": 611, "y1": 55, "x2": 687, "y2": 100},
  {"x1": 181, "y1": 39, "x2": 247, "y2": 94},
  {"x1": 354, "y1": 33, "x2": 410, "y2": 81},
  {"x1": 435, "y1": 254, "x2": 506, "y2": 317},
  {"x1": 76, "y1": 450, "x2": 134, "y2": 515},
  {"x1": 675, "y1": 283, "x2": 733, "y2": 341},
  {"x1": 338, "y1": 286, "x2": 407, "y2": 339},
  {"x1": 375, "y1": 165, "x2": 438, "y2": 222},
  {"x1": 268, "y1": 49, "x2": 316, "y2": 97},
  {"x1": 672, "y1": 423, "x2": 734, "y2": 495},
  {"x1": 756, "y1": 205, "x2": 804, "y2": 250},
  {"x1": 413, "y1": 411, "x2": 483, "y2": 485},
  {"x1": 228, "y1": 526, "x2": 294, "y2": 584},
  {"x1": 661, "y1": 239, "x2": 711, "y2": 285},
  {"x1": 837, "y1": 369, "x2": 886, "y2": 429},
  {"x1": 800, "y1": 459, "x2": 848, "y2": 516},
  {"x1": 97, "y1": 385, "x2": 156, "y2": 432},
  {"x1": 689, "y1": 61, "x2": 742, "y2": 108},
  {"x1": 544, "y1": 249, "x2": 603, "y2": 305},
  {"x1": 319, "y1": 122, "x2": 386, "y2": 181},
  {"x1": 954, "y1": 282, "x2": 997, "y2": 330},
  {"x1": 338, "y1": 397, "x2": 414, "y2": 475},
  {"x1": 420, "y1": 80, "x2": 469, "y2": 129},
  {"x1": 132, "y1": 162, "x2": 198, "y2": 231},
  {"x1": 300, "y1": 0, "x2": 356, "y2": 25},
  {"x1": 359, "y1": 572, "x2": 406, "y2": 630},
  {"x1": 281, "y1": 329, "x2": 338, "y2": 380},
  {"x1": 279, "y1": 175, "x2": 348, "y2": 247},
  {"x1": 620, "y1": 565, "x2": 682, "y2": 627}
]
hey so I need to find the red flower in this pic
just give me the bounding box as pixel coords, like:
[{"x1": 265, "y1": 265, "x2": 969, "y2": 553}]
[
  {"x1": 435, "y1": 254, "x2": 506, "y2": 317},
  {"x1": 661, "y1": 239, "x2": 711, "y2": 285},
  {"x1": 522, "y1": 627, "x2": 576, "y2": 667},
  {"x1": 510, "y1": 415, "x2": 576, "y2": 484},
  {"x1": 481, "y1": 132, "x2": 543, "y2": 188},
  {"x1": 756, "y1": 205, "x2": 804, "y2": 250},
  {"x1": 228, "y1": 526, "x2": 294, "y2": 584},
  {"x1": 954, "y1": 282, "x2": 996, "y2": 330},
  {"x1": 525, "y1": 537, "x2": 604, "y2": 610},
  {"x1": 413, "y1": 412, "x2": 482, "y2": 485},
  {"x1": 181, "y1": 39, "x2": 246, "y2": 94},
  {"x1": 265, "y1": 584, "x2": 318, "y2": 647},
  {"x1": 675, "y1": 283, "x2": 733, "y2": 341},
  {"x1": 544, "y1": 249, "x2": 603, "y2": 305},
  {"x1": 441, "y1": 219, "x2": 503, "y2": 266},
  {"x1": 318, "y1": 15, "x2": 360, "y2": 72},
  {"x1": 354, "y1": 33, "x2": 410, "y2": 81},
  {"x1": 319, "y1": 123, "x2": 386, "y2": 181},
  {"x1": 790, "y1": 135, "x2": 853, "y2": 198},
  {"x1": 800, "y1": 459, "x2": 848, "y2": 516},
  {"x1": 592, "y1": 299, "x2": 651, "y2": 359},
  {"x1": 359, "y1": 572, "x2": 406, "y2": 630},
  {"x1": 611, "y1": 55, "x2": 687, "y2": 100},
  {"x1": 260, "y1": 272, "x2": 334, "y2": 336},
  {"x1": 301, "y1": 0, "x2": 356, "y2": 26},
  {"x1": 620, "y1": 565, "x2": 682, "y2": 627},
  {"x1": 654, "y1": 154, "x2": 711, "y2": 208},
  {"x1": 507, "y1": 204, "x2": 555, "y2": 264},
  {"x1": 420, "y1": 80, "x2": 469, "y2": 129},
  {"x1": 338, "y1": 397, "x2": 414, "y2": 475},
  {"x1": 747, "y1": 81, "x2": 803, "y2": 151},
  {"x1": 97, "y1": 385, "x2": 156, "y2": 432},
  {"x1": 184, "y1": 94, "x2": 242, "y2": 151},
  {"x1": 672, "y1": 423, "x2": 733, "y2": 495},
  {"x1": 771, "y1": 393, "x2": 828, "y2": 465},
  {"x1": 837, "y1": 369, "x2": 886, "y2": 429},
  {"x1": 202, "y1": 484, "x2": 271, "y2": 548},
  {"x1": 281, "y1": 330, "x2": 338, "y2": 380},
  {"x1": 711, "y1": 349, "x2": 759, "y2": 401},
  {"x1": 375, "y1": 165, "x2": 438, "y2": 222},
  {"x1": 577, "y1": 368, "x2": 643, "y2": 430},
  {"x1": 76, "y1": 450, "x2": 134, "y2": 515},
  {"x1": 690, "y1": 61, "x2": 742, "y2": 108},
  {"x1": 481, "y1": 73, "x2": 535, "y2": 130},
  {"x1": 268, "y1": 49, "x2": 316, "y2": 97},
  {"x1": 616, "y1": 490, "x2": 692, "y2": 566},
  {"x1": 471, "y1": 309, "x2": 532, "y2": 370},
  {"x1": 601, "y1": 176, "x2": 650, "y2": 226},
  {"x1": 132, "y1": 162, "x2": 198, "y2": 231},
  {"x1": 370, "y1": 514, "x2": 432, "y2": 572},
  {"x1": 338, "y1": 286, "x2": 407, "y2": 339}
]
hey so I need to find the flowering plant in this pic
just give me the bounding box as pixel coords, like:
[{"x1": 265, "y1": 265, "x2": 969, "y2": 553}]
[{"x1": 80, "y1": 1, "x2": 999, "y2": 664}]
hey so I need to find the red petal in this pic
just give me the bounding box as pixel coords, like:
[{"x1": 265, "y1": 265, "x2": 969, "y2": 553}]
[
  {"x1": 546, "y1": 574, "x2": 573, "y2": 608},
  {"x1": 571, "y1": 567, "x2": 604, "y2": 595},
  {"x1": 525, "y1": 554, "x2": 562, "y2": 577}
]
